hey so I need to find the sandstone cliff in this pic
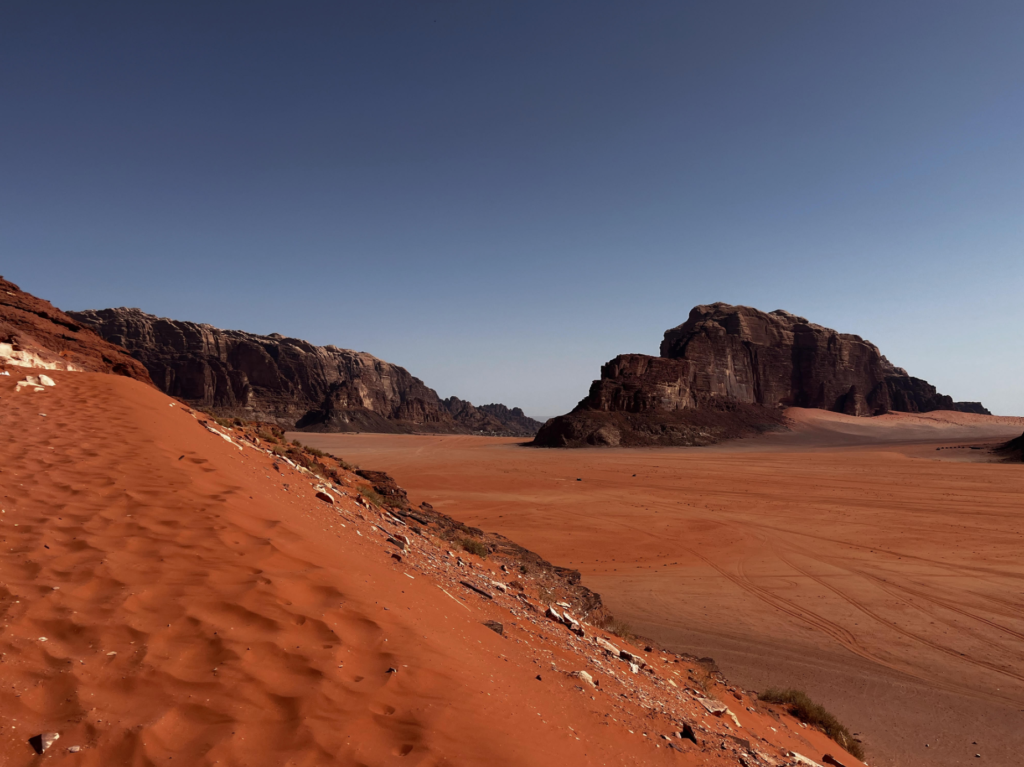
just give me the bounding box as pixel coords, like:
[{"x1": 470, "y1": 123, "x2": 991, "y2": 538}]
[
  {"x1": 70, "y1": 307, "x2": 541, "y2": 437},
  {"x1": 0, "y1": 277, "x2": 152, "y2": 383},
  {"x1": 536, "y1": 303, "x2": 985, "y2": 447}
]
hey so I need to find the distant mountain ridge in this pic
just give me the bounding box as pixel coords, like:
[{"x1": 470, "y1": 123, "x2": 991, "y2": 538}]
[
  {"x1": 536, "y1": 302, "x2": 989, "y2": 447},
  {"x1": 70, "y1": 307, "x2": 542, "y2": 437}
]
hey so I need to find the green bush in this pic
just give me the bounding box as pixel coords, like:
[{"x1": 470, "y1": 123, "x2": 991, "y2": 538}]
[{"x1": 760, "y1": 688, "x2": 864, "y2": 760}]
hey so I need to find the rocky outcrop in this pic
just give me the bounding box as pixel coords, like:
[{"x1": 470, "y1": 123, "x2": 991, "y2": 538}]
[
  {"x1": 536, "y1": 303, "x2": 983, "y2": 447},
  {"x1": 441, "y1": 398, "x2": 542, "y2": 435},
  {"x1": 70, "y1": 307, "x2": 542, "y2": 437},
  {"x1": 953, "y1": 402, "x2": 992, "y2": 416},
  {"x1": 995, "y1": 432, "x2": 1024, "y2": 462},
  {"x1": 0, "y1": 277, "x2": 152, "y2": 383}
]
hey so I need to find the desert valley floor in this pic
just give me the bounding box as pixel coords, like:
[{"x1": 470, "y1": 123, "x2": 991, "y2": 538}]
[{"x1": 298, "y1": 410, "x2": 1024, "y2": 767}]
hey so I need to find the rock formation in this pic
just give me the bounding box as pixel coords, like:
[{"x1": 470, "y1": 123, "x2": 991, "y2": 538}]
[
  {"x1": 995, "y1": 432, "x2": 1024, "y2": 462},
  {"x1": 0, "y1": 277, "x2": 152, "y2": 383},
  {"x1": 952, "y1": 402, "x2": 992, "y2": 415},
  {"x1": 70, "y1": 307, "x2": 542, "y2": 437},
  {"x1": 535, "y1": 302, "x2": 985, "y2": 447}
]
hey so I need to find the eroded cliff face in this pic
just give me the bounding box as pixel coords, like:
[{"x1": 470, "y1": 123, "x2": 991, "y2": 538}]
[
  {"x1": 0, "y1": 277, "x2": 152, "y2": 383},
  {"x1": 535, "y1": 303, "x2": 983, "y2": 447},
  {"x1": 70, "y1": 308, "x2": 541, "y2": 436}
]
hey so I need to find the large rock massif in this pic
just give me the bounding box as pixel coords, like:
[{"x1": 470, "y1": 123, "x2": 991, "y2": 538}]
[
  {"x1": 0, "y1": 277, "x2": 152, "y2": 383},
  {"x1": 70, "y1": 308, "x2": 541, "y2": 437},
  {"x1": 536, "y1": 303, "x2": 987, "y2": 447}
]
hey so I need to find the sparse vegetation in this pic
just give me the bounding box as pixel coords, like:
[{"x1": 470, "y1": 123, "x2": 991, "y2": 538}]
[
  {"x1": 359, "y1": 487, "x2": 385, "y2": 508},
  {"x1": 213, "y1": 416, "x2": 234, "y2": 429},
  {"x1": 458, "y1": 537, "x2": 489, "y2": 558},
  {"x1": 691, "y1": 662, "x2": 715, "y2": 694},
  {"x1": 598, "y1": 616, "x2": 636, "y2": 642},
  {"x1": 760, "y1": 688, "x2": 864, "y2": 760}
]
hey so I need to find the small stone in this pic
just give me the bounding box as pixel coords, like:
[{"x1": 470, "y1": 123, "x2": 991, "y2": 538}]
[
  {"x1": 677, "y1": 723, "x2": 698, "y2": 744},
  {"x1": 596, "y1": 637, "x2": 621, "y2": 655},
  {"x1": 569, "y1": 670, "x2": 597, "y2": 688},
  {"x1": 315, "y1": 489, "x2": 334, "y2": 504},
  {"x1": 483, "y1": 620, "x2": 504, "y2": 636},
  {"x1": 390, "y1": 553, "x2": 402, "y2": 563},
  {"x1": 39, "y1": 375, "x2": 56, "y2": 387},
  {"x1": 68, "y1": 745, "x2": 81, "y2": 753},
  {"x1": 386, "y1": 667, "x2": 398, "y2": 674},
  {"x1": 29, "y1": 732, "x2": 60, "y2": 754},
  {"x1": 822, "y1": 755, "x2": 849, "y2": 767},
  {"x1": 620, "y1": 650, "x2": 645, "y2": 667}
]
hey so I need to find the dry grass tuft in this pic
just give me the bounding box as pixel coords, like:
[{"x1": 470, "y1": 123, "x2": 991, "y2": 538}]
[{"x1": 760, "y1": 688, "x2": 864, "y2": 760}]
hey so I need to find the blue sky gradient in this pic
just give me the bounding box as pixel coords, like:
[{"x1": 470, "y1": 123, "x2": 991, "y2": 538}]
[{"x1": 3, "y1": 1, "x2": 1022, "y2": 415}]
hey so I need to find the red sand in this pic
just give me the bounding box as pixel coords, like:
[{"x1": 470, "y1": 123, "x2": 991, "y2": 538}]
[
  {"x1": 0, "y1": 373, "x2": 858, "y2": 766},
  {"x1": 298, "y1": 410, "x2": 1024, "y2": 767}
]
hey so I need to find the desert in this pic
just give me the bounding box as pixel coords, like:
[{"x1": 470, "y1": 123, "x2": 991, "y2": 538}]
[
  {"x1": 0, "y1": 369, "x2": 866, "y2": 767},
  {"x1": 5, "y1": 4, "x2": 1023, "y2": 766},
  {"x1": 297, "y1": 409, "x2": 1024, "y2": 767}
]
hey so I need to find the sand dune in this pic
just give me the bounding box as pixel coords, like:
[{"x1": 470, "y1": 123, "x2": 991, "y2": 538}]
[
  {"x1": 299, "y1": 411, "x2": 1024, "y2": 767},
  {"x1": 0, "y1": 373, "x2": 855, "y2": 766}
]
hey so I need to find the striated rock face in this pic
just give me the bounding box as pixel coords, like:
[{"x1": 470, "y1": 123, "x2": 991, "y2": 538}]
[
  {"x1": 0, "y1": 277, "x2": 152, "y2": 383},
  {"x1": 536, "y1": 302, "x2": 983, "y2": 447},
  {"x1": 70, "y1": 307, "x2": 542, "y2": 436}
]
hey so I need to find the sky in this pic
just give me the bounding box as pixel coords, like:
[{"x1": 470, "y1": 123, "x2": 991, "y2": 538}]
[{"x1": 2, "y1": 1, "x2": 1022, "y2": 417}]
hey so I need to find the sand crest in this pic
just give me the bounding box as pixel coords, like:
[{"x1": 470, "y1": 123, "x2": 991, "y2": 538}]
[{"x1": 0, "y1": 373, "x2": 856, "y2": 766}]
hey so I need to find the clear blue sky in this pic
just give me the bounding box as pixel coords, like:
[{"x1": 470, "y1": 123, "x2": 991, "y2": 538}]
[{"x1": 3, "y1": 1, "x2": 1021, "y2": 416}]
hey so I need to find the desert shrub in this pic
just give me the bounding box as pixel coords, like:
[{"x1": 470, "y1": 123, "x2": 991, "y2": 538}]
[
  {"x1": 458, "y1": 538, "x2": 489, "y2": 558},
  {"x1": 760, "y1": 688, "x2": 864, "y2": 760},
  {"x1": 359, "y1": 487, "x2": 385, "y2": 507},
  {"x1": 257, "y1": 429, "x2": 281, "y2": 443},
  {"x1": 598, "y1": 616, "x2": 636, "y2": 642},
  {"x1": 213, "y1": 417, "x2": 234, "y2": 429},
  {"x1": 306, "y1": 446, "x2": 327, "y2": 458}
]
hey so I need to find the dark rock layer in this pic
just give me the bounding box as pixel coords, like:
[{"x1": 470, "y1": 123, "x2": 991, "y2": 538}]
[
  {"x1": 0, "y1": 277, "x2": 152, "y2": 383},
  {"x1": 536, "y1": 302, "x2": 983, "y2": 447},
  {"x1": 995, "y1": 432, "x2": 1024, "y2": 462},
  {"x1": 70, "y1": 307, "x2": 541, "y2": 437},
  {"x1": 952, "y1": 402, "x2": 992, "y2": 416}
]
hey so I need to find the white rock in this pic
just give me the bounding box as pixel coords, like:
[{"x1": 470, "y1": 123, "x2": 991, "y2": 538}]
[
  {"x1": 569, "y1": 670, "x2": 597, "y2": 688},
  {"x1": 39, "y1": 375, "x2": 56, "y2": 387},
  {"x1": 596, "y1": 637, "x2": 621, "y2": 655},
  {"x1": 790, "y1": 754, "x2": 824, "y2": 767},
  {"x1": 34, "y1": 732, "x2": 60, "y2": 753}
]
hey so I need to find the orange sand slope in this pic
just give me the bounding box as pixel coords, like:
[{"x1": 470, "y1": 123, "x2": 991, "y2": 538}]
[
  {"x1": 0, "y1": 372, "x2": 857, "y2": 767},
  {"x1": 299, "y1": 414, "x2": 1024, "y2": 767}
]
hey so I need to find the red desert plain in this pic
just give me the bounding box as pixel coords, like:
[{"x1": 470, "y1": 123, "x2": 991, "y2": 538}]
[
  {"x1": 298, "y1": 410, "x2": 1024, "y2": 767},
  {"x1": 0, "y1": 372, "x2": 863, "y2": 767}
]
